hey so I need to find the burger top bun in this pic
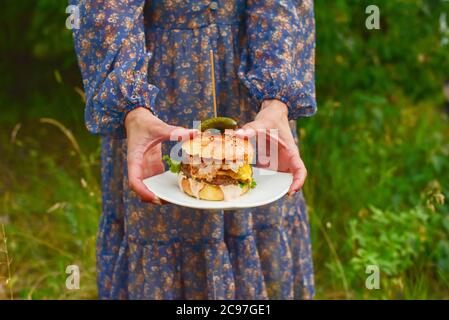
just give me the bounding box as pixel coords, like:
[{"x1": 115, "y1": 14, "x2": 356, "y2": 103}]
[{"x1": 182, "y1": 133, "x2": 254, "y2": 161}]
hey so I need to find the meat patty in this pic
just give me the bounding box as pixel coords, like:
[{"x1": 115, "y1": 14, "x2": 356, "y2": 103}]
[
  {"x1": 207, "y1": 175, "x2": 238, "y2": 186},
  {"x1": 181, "y1": 164, "x2": 241, "y2": 186}
]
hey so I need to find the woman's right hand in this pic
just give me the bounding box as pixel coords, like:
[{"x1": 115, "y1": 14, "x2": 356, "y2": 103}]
[{"x1": 125, "y1": 107, "x2": 196, "y2": 204}]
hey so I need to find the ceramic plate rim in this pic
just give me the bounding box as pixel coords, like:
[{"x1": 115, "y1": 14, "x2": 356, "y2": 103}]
[{"x1": 143, "y1": 167, "x2": 292, "y2": 210}]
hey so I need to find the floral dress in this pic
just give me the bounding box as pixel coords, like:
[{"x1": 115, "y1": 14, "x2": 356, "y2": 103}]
[{"x1": 71, "y1": 0, "x2": 317, "y2": 299}]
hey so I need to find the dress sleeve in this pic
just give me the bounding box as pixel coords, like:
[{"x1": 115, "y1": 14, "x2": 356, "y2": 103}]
[
  {"x1": 71, "y1": 0, "x2": 159, "y2": 137},
  {"x1": 238, "y1": 0, "x2": 317, "y2": 120}
]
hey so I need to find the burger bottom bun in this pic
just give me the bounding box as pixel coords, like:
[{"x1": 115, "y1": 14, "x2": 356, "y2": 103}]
[{"x1": 180, "y1": 176, "x2": 249, "y2": 201}]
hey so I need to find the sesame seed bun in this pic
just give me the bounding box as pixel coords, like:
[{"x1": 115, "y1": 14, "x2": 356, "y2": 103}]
[{"x1": 181, "y1": 133, "x2": 254, "y2": 162}]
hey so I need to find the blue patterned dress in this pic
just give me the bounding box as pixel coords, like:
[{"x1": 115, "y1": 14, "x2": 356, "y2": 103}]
[{"x1": 71, "y1": 0, "x2": 317, "y2": 299}]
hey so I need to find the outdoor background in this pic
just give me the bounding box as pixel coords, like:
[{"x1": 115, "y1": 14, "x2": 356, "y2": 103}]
[{"x1": 1, "y1": 0, "x2": 449, "y2": 299}]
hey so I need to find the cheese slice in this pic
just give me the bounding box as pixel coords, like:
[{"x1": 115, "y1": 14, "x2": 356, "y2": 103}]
[{"x1": 216, "y1": 164, "x2": 252, "y2": 181}]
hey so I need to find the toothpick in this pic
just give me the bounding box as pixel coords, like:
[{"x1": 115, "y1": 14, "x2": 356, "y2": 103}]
[{"x1": 210, "y1": 49, "x2": 217, "y2": 118}]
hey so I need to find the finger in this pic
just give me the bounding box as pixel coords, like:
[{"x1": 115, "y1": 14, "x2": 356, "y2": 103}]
[
  {"x1": 165, "y1": 126, "x2": 199, "y2": 142},
  {"x1": 143, "y1": 127, "x2": 198, "y2": 151},
  {"x1": 142, "y1": 195, "x2": 167, "y2": 205},
  {"x1": 288, "y1": 157, "x2": 307, "y2": 195},
  {"x1": 128, "y1": 150, "x2": 162, "y2": 203},
  {"x1": 235, "y1": 122, "x2": 259, "y2": 139},
  {"x1": 257, "y1": 129, "x2": 292, "y2": 171},
  {"x1": 146, "y1": 197, "x2": 166, "y2": 205},
  {"x1": 265, "y1": 130, "x2": 290, "y2": 152},
  {"x1": 130, "y1": 176, "x2": 159, "y2": 203},
  {"x1": 129, "y1": 175, "x2": 158, "y2": 202},
  {"x1": 235, "y1": 129, "x2": 256, "y2": 140},
  {"x1": 238, "y1": 123, "x2": 290, "y2": 152},
  {"x1": 242, "y1": 121, "x2": 263, "y2": 131}
]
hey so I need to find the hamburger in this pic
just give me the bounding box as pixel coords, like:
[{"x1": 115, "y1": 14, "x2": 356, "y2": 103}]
[{"x1": 163, "y1": 132, "x2": 256, "y2": 201}]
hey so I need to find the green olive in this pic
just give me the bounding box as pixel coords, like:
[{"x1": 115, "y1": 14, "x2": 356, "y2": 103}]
[{"x1": 199, "y1": 117, "x2": 238, "y2": 132}]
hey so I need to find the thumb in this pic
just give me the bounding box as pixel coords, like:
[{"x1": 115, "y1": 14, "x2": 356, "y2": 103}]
[
  {"x1": 235, "y1": 121, "x2": 260, "y2": 139},
  {"x1": 161, "y1": 125, "x2": 199, "y2": 143},
  {"x1": 237, "y1": 121, "x2": 289, "y2": 150}
]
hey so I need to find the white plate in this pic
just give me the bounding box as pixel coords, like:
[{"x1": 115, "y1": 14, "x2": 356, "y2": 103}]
[{"x1": 143, "y1": 168, "x2": 293, "y2": 210}]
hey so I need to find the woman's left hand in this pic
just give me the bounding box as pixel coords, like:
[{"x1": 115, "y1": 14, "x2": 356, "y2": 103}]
[{"x1": 237, "y1": 99, "x2": 307, "y2": 195}]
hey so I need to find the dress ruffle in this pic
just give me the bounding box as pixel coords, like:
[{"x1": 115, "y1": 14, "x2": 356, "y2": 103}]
[{"x1": 97, "y1": 195, "x2": 314, "y2": 300}]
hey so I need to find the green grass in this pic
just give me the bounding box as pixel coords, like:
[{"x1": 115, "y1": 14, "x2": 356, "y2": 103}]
[
  {"x1": 0, "y1": 92, "x2": 101, "y2": 299},
  {"x1": 301, "y1": 91, "x2": 449, "y2": 299}
]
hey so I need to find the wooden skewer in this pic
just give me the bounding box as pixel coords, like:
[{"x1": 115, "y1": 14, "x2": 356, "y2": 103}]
[{"x1": 209, "y1": 49, "x2": 217, "y2": 118}]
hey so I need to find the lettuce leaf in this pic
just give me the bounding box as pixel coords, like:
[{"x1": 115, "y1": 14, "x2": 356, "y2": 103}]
[
  {"x1": 239, "y1": 179, "x2": 257, "y2": 189},
  {"x1": 162, "y1": 155, "x2": 181, "y2": 173},
  {"x1": 250, "y1": 179, "x2": 257, "y2": 189}
]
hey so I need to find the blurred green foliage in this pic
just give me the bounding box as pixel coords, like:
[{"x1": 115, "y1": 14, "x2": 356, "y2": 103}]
[
  {"x1": 1, "y1": 0, "x2": 449, "y2": 299},
  {"x1": 316, "y1": 0, "x2": 449, "y2": 101},
  {"x1": 303, "y1": 0, "x2": 449, "y2": 299}
]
